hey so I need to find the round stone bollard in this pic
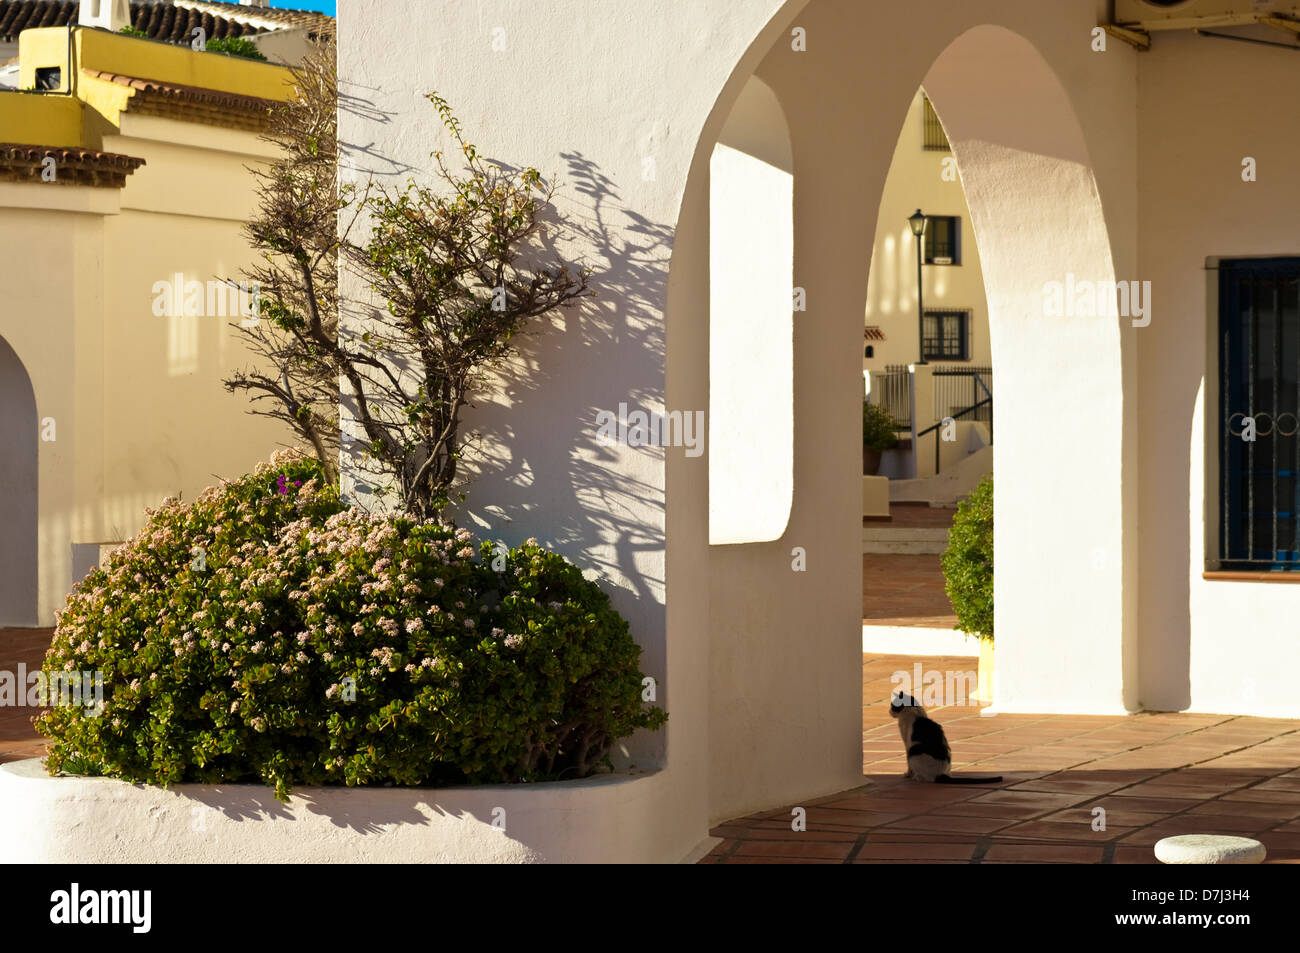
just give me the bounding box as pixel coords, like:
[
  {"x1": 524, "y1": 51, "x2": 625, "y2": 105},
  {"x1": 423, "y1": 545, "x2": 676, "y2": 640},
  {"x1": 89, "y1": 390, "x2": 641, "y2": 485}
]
[{"x1": 1155, "y1": 834, "x2": 1266, "y2": 865}]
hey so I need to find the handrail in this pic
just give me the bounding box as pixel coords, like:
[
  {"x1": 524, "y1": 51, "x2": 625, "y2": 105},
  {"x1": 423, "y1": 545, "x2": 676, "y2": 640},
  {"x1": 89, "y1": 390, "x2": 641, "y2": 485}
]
[
  {"x1": 917, "y1": 396, "x2": 991, "y2": 437},
  {"x1": 918, "y1": 384, "x2": 992, "y2": 475}
]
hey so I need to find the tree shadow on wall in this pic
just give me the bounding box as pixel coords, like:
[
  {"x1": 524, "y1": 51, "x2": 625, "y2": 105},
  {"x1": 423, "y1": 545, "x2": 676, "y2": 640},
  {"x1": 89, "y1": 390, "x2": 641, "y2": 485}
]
[{"x1": 448, "y1": 150, "x2": 675, "y2": 699}]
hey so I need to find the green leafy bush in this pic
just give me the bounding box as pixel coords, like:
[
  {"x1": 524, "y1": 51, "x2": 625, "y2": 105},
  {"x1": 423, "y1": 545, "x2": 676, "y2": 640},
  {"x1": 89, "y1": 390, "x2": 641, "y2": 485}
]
[
  {"x1": 204, "y1": 37, "x2": 267, "y2": 61},
  {"x1": 118, "y1": 25, "x2": 149, "y2": 39},
  {"x1": 863, "y1": 400, "x2": 899, "y2": 451},
  {"x1": 941, "y1": 475, "x2": 993, "y2": 641},
  {"x1": 37, "y1": 451, "x2": 665, "y2": 799}
]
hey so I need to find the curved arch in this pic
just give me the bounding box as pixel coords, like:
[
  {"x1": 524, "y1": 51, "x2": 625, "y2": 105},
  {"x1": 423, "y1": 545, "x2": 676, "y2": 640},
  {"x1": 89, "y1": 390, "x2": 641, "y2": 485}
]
[
  {"x1": 921, "y1": 25, "x2": 1135, "y2": 716},
  {"x1": 666, "y1": 2, "x2": 1137, "y2": 823},
  {"x1": 0, "y1": 335, "x2": 38, "y2": 626}
]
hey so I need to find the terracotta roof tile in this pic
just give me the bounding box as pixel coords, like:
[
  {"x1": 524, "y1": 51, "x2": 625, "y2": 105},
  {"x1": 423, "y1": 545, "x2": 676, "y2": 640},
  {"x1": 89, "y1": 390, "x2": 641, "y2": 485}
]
[
  {"x1": 82, "y1": 66, "x2": 278, "y2": 129},
  {"x1": 177, "y1": 1, "x2": 333, "y2": 37},
  {"x1": 0, "y1": 1, "x2": 333, "y2": 44},
  {"x1": 0, "y1": 141, "x2": 145, "y2": 187},
  {"x1": 131, "y1": 2, "x2": 263, "y2": 43},
  {"x1": 865, "y1": 326, "x2": 886, "y2": 341},
  {"x1": 0, "y1": 1, "x2": 77, "y2": 41}
]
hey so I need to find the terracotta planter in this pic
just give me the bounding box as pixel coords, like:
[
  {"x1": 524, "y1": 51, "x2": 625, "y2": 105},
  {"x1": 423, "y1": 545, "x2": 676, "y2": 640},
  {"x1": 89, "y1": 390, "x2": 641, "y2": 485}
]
[{"x1": 863, "y1": 445, "x2": 883, "y2": 475}]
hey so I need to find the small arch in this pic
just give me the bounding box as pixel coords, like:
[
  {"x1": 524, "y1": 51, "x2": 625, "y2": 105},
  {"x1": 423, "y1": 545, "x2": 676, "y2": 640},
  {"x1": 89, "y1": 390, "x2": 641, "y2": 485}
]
[{"x1": 0, "y1": 336, "x2": 38, "y2": 626}]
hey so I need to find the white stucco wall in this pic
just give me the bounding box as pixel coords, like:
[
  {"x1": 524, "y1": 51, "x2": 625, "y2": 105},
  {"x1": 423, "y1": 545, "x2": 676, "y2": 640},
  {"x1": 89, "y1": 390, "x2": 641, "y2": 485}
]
[
  {"x1": 0, "y1": 758, "x2": 689, "y2": 864},
  {"x1": 1137, "y1": 29, "x2": 1300, "y2": 718},
  {"x1": 338, "y1": 0, "x2": 808, "y2": 860}
]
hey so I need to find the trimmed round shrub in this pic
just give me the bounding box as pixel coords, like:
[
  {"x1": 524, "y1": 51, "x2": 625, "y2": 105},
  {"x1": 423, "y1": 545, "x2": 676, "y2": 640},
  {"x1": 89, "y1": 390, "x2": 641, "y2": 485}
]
[
  {"x1": 940, "y1": 475, "x2": 993, "y2": 641},
  {"x1": 38, "y1": 451, "x2": 666, "y2": 799}
]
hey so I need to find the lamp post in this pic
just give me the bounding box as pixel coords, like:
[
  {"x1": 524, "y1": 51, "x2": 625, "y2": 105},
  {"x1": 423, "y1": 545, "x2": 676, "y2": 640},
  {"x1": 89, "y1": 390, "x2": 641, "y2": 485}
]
[{"x1": 908, "y1": 209, "x2": 928, "y2": 365}]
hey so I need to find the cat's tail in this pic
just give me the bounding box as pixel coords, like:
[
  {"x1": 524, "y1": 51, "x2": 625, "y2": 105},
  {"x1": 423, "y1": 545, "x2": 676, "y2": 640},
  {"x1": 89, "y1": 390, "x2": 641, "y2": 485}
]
[{"x1": 936, "y1": 774, "x2": 1003, "y2": 784}]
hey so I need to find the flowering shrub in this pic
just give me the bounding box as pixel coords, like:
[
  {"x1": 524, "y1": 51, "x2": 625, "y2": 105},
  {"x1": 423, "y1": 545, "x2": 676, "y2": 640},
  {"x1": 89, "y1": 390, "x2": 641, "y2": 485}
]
[{"x1": 38, "y1": 451, "x2": 665, "y2": 799}]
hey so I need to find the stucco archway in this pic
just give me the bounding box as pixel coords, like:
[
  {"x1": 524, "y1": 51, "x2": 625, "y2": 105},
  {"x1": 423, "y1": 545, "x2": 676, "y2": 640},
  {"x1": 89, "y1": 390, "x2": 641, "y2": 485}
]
[
  {"x1": 0, "y1": 335, "x2": 38, "y2": 626},
  {"x1": 334, "y1": 0, "x2": 1144, "y2": 857},
  {"x1": 666, "y1": 4, "x2": 1138, "y2": 824}
]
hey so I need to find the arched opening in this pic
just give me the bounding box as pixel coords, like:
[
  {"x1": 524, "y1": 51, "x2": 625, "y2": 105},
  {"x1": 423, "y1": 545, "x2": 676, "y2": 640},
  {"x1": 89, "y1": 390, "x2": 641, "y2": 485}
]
[
  {"x1": 708, "y1": 75, "x2": 794, "y2": 545},
  {"x1": 858, "y1": 82, "x2": 994, "y2": 692},
  {"x1": 666, "y1": 6, "x2": 1134, "y2": 825},
  {"x1": 0, "y1": 336, "x2": 38, "y2": 626}
]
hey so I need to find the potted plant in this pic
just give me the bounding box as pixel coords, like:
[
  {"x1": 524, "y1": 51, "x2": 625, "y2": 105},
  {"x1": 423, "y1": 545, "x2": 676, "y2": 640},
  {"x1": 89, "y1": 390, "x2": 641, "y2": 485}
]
[
  {"x1": 940, "y1": 475, "x2": 993, "y2": 701},
  {"x1": 862, "y1": 400, "x2": 899, "y2": 475}
]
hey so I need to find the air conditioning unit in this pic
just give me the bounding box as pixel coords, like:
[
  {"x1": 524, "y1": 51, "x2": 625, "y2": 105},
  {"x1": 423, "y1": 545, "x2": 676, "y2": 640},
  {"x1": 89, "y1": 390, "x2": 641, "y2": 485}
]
[{"x1": 1116, "y1": 0, "x2": 1300, "y2": 29}]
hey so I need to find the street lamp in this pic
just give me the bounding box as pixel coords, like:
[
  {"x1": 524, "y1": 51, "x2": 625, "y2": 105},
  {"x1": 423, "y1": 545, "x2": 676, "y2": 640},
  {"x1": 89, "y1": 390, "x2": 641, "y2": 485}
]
[{"x1": 908, "y1": 209, "x2": 928, "y2": 365}]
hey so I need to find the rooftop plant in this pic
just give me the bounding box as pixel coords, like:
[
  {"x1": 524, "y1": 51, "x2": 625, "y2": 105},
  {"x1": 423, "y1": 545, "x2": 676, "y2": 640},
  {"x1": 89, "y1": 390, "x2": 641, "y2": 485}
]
[{"x1": 204, "y1": 36, "x2": 267, "y2": 61}]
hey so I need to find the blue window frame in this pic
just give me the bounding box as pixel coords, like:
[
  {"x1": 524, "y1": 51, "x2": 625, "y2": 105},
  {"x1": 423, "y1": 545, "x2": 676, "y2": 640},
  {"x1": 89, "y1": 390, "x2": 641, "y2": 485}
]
[{"x1": 1219, "y1": 257, "x2": 1300, "y2": 570}]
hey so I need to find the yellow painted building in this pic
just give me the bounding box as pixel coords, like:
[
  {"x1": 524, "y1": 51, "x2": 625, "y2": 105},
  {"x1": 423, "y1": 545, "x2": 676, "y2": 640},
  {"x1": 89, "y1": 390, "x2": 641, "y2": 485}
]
[{"x1": 0, "y1": 21, "x2": 327, "y2": 625}]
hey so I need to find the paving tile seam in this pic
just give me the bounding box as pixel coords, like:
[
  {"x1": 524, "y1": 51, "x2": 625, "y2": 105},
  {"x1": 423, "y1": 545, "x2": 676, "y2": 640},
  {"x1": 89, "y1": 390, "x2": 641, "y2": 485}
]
[
  {"x1": 867, "y1": 742, "x2": 1300, "y2": 847},
  {"x1": 842, "y1": 832, "x2": 871, "y2": 863}
]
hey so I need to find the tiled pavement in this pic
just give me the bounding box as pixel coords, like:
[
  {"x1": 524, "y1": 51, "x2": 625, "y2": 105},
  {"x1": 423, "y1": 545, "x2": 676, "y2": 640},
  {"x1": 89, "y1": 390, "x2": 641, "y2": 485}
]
[
  {"x1": 703, "y1": 654, "x2": 1300, "y2": 863},
  {"x1": 862, "y1": 554, "x2": 956, "y2": 628},
  {"x1": 862, "y1": 504, "x2": 958, "y2": 627},
  {"x1": 881, "y1": 502, "x2": 958, "y2": 529},
  {"x1": 8, "y1": 629, "x2": 1300, "y2": 864},
  {"x1": 0, "y1": 628, "x2": 54, "y2": 765}
]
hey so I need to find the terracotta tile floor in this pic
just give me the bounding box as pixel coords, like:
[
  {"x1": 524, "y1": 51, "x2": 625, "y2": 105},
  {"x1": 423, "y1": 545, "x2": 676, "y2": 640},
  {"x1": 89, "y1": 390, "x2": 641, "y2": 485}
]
[
  {"x1": 880, "y1": 502, "x2": 958, "y2": 528},
  {"x1": 0, "y1": 627, "x2": 55, "y2": 765},
  {"x1": 862, "y1": 504, "x2": 958, "y2": 627},
  {"x1": 704, "y1": 654, "x2": 1300, "y2": 864},
  {"x1": 862, "y1": 554, "x2": 956, "y2": 627}
]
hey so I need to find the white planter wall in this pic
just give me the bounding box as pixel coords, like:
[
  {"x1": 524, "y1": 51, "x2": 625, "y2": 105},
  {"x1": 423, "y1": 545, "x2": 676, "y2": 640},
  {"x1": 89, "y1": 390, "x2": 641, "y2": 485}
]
[{"x1": 0, "y1": 760, "x2": 695, "y2": 864}]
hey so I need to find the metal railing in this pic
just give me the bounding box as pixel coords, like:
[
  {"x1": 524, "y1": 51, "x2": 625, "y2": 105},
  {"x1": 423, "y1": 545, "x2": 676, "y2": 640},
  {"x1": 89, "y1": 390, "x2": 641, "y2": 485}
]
[
  {"x1": 869, "y1": 364, "x2": 912, "y2": 429},
  {"x1": 933, "y1": 365, "x2": 992, "y2": 432},
  {"x1": 918, "y1": 369, "x2": 992, "y2": 476},
  {"x1": 922, "y1": 95, "x2": 950, "y2": 151}
]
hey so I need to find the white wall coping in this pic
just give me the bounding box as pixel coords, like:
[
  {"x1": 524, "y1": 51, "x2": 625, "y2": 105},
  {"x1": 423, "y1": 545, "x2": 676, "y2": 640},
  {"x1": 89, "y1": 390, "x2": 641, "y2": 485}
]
[
  {"x1": 863, "y1": 624, "x2": 979, "y2": 656},
  {"x1": 0, "y1": 758, "x2": 693, "y2": 864}
]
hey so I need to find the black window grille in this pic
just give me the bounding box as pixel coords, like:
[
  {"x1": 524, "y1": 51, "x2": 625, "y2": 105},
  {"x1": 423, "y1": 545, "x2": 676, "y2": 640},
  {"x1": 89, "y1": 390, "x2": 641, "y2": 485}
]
[
  {"x1": 923, "y1": 310, "x2": 969, "y2": 361},
  {"x1": 922, "y1": 95, "x2": 950, "y2": 151},
  {"x1": 1218, "y1": 257, "x2": 1300, "y2": 571},
  {"x1": 923, "y1": 216, "x2": 960, "y2": 265}
]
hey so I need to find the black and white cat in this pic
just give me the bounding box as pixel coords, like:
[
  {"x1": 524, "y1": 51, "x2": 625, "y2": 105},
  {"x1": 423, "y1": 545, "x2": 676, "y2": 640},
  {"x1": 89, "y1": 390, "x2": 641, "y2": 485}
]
[{"x1": 889, "y1": 691, "x2": 1003, "y2": 784}]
